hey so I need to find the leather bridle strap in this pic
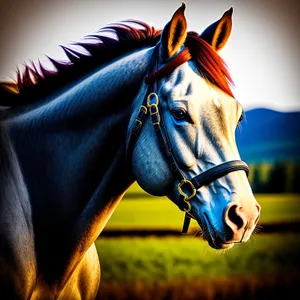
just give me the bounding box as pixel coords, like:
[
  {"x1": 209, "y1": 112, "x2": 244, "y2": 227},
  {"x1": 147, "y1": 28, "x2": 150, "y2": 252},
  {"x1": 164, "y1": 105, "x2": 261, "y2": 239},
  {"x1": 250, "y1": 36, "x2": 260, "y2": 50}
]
[
  {"x1": 179, "y1": 160, "x2": 249, "y2": 233},
  {"x1": 127, "y1": 45, "x2": 191, "y2": 165},
  {"x1": 144, "y1": 46, "x2": 191, "y2": 182},
  {"x1": 191, "y1": 160, "x2": 249, "y2": 189}
]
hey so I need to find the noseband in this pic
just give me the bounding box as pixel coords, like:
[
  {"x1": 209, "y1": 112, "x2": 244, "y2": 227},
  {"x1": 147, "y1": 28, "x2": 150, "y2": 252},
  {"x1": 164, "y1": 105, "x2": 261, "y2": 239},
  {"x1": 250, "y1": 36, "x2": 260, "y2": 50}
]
[{"x1": 128, "y1": 45, "x2": 249, "y2": 233}]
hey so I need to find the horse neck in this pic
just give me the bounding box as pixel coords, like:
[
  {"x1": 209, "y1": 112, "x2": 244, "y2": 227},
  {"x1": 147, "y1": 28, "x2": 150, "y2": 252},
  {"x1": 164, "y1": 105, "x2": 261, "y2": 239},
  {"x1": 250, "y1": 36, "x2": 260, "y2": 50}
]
[{"x1": 4, "y1": 48, "x2": 151, "y2": 280}]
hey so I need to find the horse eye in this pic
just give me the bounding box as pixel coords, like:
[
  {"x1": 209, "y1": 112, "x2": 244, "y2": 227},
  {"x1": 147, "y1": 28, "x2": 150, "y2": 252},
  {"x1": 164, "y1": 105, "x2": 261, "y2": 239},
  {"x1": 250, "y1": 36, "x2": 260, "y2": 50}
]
[{"x1": 171, "y1": 109, "x2": 187, "y2": 121}]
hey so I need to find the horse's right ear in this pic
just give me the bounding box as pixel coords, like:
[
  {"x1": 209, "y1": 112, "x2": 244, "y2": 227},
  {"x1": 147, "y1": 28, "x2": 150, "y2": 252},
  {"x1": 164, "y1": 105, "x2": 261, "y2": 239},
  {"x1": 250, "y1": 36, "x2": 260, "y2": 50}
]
[
  {"x1": 200, "y1": 7, "x2": 233, "y2": 52},
  {"x1": 160, "y1": 3, "x2": 187, "y2": 58}
]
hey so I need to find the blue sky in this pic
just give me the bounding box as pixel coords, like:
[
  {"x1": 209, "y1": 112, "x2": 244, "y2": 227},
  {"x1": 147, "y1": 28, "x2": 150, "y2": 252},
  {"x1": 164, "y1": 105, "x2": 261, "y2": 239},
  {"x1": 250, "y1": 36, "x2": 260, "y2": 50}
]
[{"x1": 0, "y1": 0, "x2": 299, "y2": 112}]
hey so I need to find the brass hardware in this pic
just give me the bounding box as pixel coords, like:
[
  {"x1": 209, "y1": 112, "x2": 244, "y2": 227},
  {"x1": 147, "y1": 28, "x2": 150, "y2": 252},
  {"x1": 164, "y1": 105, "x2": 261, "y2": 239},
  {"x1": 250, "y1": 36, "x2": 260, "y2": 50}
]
[
  {"x1": 147, "y1": 92, "x2": 160, "y2": 124},
  {"x1": 178, "y1": 179, "x2": 196, "y2": 213},
  {"x1": 184, "y1": 200, "x2": 192, "y2": 213},
  {"x1": 147, "y1": 92, "x2": 159, "y2": 107},
  {"x1": 140, "y1": 105, "x2": 147, "y2": 113},
  {"x1": 178, "y1": 179, "x2": 196, "y2": 201}
]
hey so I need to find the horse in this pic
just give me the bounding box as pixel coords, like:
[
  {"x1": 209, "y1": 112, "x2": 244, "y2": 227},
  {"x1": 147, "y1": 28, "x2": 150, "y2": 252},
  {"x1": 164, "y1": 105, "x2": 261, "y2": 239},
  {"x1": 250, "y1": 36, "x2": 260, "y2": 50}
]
[{"x1": 0, "y1": 4, "x2": 261, "y2": 299}]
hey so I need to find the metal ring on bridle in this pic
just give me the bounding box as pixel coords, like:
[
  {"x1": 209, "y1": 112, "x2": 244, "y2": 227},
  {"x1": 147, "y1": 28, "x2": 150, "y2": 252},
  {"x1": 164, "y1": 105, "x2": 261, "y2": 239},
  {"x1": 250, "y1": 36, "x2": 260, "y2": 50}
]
[
  {"x1": 147, "y1": 92, "x2": 159, "y2": 107},
  {"x1": 178, "y1": 179, "x2": 196, "y2": 201}
]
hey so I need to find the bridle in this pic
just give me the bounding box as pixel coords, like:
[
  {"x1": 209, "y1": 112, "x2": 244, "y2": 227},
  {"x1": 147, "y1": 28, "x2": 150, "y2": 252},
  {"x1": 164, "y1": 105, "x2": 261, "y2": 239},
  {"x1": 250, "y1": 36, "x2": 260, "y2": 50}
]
[{"x1": 127, "y1": 44, "x2": 249, "y2": 233}]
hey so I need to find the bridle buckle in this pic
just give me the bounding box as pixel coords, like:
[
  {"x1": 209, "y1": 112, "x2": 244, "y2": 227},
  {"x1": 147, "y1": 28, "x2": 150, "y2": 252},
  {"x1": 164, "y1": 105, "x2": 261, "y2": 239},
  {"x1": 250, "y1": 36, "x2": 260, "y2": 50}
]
[
  {"x1": 147, "y1": 92, "x2": 159, "y2": 108},
  {"x1": 147, "y1": 92, "x2": 160, "y2": 125},
  {"x1": 178, "y1": 179, "x2": 196, "y2": 213}
]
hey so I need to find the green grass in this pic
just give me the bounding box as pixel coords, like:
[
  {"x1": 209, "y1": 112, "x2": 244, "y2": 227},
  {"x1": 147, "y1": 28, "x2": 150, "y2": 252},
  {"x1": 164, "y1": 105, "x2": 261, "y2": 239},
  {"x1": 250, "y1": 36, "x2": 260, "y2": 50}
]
[
  {"x1": 106, "y1": 191, "x2": 300, "y2": 230},
  {"x1": 96, "y1": 233, "x2": 300, "y2": 283},
  {"x1": 258, "y1": 194, "x2": 300, "y2": 223},
  {"x1": 98, "y1": 188, "x2": 300, "y2": 299},
  {"x1": 98, "y1": 187, "x2": 300, "y2": 299}
]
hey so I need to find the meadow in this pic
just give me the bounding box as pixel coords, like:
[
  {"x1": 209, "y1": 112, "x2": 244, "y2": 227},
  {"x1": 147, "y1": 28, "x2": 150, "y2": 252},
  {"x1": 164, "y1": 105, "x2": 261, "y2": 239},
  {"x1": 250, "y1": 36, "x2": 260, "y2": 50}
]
[
  {"x1": 97, "y1": 234, "x2": 300, "y2": 282},
  {"x1": 104, "y1": 184, "x2": 300, "y2": 230},
  {"x1": 97, "y1": 234, "x2": 300, "y2": 299},
  {"x1": 96, "y1": 186, "x2": 300, "y2": 299}
]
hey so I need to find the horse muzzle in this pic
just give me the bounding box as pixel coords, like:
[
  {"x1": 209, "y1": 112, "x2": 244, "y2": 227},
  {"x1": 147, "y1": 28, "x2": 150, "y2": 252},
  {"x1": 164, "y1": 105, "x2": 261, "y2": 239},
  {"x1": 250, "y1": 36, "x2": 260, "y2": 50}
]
[{"x1": 189, "y1": 194, "x2": 261, "y2": 250}]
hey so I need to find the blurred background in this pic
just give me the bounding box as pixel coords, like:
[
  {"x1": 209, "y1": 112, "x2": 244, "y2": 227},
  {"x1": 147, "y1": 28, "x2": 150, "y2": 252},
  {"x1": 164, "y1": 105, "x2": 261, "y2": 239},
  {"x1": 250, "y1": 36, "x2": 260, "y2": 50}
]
[{"x1": 1, "y1": 0, "x2": 299, "y2": 299}]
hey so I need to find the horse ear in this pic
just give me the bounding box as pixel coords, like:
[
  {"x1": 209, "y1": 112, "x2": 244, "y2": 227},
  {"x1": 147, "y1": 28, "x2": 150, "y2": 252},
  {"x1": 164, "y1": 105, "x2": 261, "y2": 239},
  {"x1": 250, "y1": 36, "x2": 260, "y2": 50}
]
[
  {"x1": 200, "y1": 7, "x2": 233, "y2": 51},
  {"x1": 161, "y1": 3, "x2": 187, "y2": 58}
]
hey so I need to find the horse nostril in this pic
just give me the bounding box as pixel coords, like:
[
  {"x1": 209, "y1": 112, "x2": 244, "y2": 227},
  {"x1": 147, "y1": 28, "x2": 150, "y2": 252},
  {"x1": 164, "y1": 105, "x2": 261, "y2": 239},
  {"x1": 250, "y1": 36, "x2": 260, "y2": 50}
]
[{"x1": 227, "y1": 204, "x2": 244, "y2": 230}]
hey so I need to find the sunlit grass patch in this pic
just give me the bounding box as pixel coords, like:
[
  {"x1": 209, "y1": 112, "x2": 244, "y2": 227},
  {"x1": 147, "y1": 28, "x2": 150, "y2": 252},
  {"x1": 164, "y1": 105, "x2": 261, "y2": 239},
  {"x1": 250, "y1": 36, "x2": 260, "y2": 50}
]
[
  {"x1": 105, "y1": 194, "x2": 300, "y2": 230},
  {"x1": 96, "y1": 233, "x2": 300, "y2": 283}
]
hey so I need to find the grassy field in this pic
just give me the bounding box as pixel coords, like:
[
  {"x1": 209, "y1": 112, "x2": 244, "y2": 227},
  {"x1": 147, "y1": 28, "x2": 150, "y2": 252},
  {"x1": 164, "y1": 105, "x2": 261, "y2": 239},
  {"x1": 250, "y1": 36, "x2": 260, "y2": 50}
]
[
  {"x1": 97, "y1": 190, "x2": 300, "y2": 299},
  {"x1": 96, "y1": 234, "x2": 300, "y2": 282},
  {"x1": 105, "y1": 187, "x2": 300, "y2": 230},
  {"x1": 96, "y1": 234, "x2": 300, "y2": 299}
]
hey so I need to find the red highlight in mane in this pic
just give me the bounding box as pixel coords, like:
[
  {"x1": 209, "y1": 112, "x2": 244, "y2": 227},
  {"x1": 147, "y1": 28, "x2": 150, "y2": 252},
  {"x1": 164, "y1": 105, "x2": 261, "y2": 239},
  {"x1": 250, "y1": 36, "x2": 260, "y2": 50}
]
[
  {"x1": 145, "y1": 48, "x2": 192, "y2": 84},
  {"x1": 0, "y1": 21, "x2": 234, "y2": 106},
  {"x1": 185, "y1": 33, "x2": 234, "y2": 98}
]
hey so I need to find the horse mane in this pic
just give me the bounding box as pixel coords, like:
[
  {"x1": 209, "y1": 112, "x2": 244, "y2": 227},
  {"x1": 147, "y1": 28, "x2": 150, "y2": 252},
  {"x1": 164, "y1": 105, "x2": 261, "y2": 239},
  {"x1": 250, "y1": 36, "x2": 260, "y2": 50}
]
[{"x1": 0, "y1": 21, "x2": 234, "y2": 106}]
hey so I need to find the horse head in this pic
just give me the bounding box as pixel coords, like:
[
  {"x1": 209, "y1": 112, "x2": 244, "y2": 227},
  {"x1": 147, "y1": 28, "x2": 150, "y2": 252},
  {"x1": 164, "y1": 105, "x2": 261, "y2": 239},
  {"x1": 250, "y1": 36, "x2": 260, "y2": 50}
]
[{"x1": 129, "y1": 4, "x2": 260, "y2": 249}]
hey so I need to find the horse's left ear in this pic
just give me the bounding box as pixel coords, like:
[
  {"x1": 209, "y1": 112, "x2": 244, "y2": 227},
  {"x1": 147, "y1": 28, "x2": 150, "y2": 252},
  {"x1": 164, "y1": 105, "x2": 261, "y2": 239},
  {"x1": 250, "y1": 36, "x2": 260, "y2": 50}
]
[
  {"x1": 161, "y1": 3, "x2": 187, "y2": 58},
  {"x1": 200, "y1": 7, "x2": 233, "y2": 51}
]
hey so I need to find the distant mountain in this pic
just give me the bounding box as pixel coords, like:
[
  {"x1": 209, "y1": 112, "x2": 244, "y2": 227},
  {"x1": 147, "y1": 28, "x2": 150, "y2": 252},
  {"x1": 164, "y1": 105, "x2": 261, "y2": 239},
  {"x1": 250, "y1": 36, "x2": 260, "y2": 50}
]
[{"x1": 235, "y1": 108, "x2": 300, "y2": 163}]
